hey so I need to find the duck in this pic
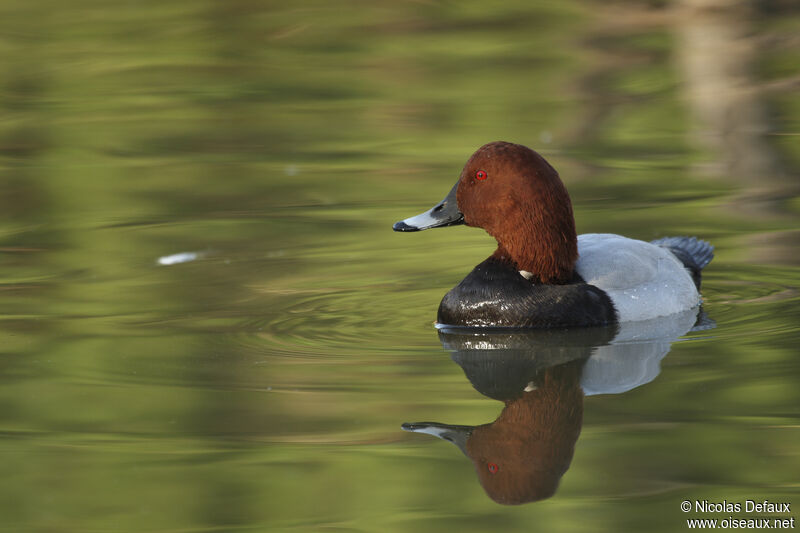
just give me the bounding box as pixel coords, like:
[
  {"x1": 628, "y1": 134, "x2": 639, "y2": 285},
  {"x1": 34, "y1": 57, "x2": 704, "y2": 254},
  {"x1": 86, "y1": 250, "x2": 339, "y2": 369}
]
[{"x1": 393, "y1": 141, "x2": 714, "y2": 328}]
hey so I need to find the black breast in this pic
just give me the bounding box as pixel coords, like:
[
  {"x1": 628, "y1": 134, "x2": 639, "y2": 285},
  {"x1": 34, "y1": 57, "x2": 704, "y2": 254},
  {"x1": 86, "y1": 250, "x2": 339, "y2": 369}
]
[{"x1": 437, "y1": 257, "x2": 618, "y2": 328}]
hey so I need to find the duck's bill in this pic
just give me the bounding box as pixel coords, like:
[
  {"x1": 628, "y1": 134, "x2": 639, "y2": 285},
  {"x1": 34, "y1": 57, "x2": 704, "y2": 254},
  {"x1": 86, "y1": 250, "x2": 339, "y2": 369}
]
[
  {"x1": 401, "y1": 421, "x2": 473, "y2": 456},
  {"x1": 393, "y1": 182, "x2": 464, "y2": 232}
]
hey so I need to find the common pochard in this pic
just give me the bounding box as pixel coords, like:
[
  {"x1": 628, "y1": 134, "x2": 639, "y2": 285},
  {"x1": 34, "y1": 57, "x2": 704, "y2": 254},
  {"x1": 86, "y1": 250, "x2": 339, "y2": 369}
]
[{"x1": 393, "y1": 141, "x2": 713, "y2": 328}]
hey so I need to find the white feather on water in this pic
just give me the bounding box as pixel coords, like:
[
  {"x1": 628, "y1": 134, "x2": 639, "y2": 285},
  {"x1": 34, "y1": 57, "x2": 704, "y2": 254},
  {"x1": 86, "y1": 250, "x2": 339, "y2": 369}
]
[{"x1": 157, "y1": 251, "x2": 204, "y2": 266}]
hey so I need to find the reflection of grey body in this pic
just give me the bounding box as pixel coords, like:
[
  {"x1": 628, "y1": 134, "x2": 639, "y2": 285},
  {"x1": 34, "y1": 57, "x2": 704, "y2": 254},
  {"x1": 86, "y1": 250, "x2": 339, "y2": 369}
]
[
  {"x1": 404, "y1": 308, "x2": 712, "y2": 504},
  {"x1": 581, "y1": 307, "x2": 700, "y2": 395},
  {"x1": 442, "y1": 306, "x2": 703, "y2": 397}
]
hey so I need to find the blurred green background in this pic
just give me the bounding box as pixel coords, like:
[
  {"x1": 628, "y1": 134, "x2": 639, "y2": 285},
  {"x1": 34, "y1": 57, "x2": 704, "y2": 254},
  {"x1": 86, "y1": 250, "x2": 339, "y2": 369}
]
[{"x1": 0, "y1": 0, "x2": 798, "y2": 531}]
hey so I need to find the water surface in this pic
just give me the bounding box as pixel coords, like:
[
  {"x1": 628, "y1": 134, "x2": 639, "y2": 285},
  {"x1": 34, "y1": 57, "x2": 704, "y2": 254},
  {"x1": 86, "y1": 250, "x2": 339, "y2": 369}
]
[{"x1": 0, "y1": 1, "x2": 798, "y2": 532}]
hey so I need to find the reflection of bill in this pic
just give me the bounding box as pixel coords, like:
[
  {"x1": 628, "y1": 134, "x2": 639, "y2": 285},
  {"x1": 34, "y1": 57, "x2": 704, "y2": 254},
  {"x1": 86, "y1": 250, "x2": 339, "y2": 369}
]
[{"x1": 403, "y1": 307, "x2": 712, "y2": 505}]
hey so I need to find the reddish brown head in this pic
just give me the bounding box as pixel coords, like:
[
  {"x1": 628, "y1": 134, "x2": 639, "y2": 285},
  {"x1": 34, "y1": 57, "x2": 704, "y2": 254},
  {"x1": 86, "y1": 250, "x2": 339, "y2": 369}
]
[
  {"x1": 392, "y1": 141, "x2": 578, "y2": 283},
  {"x1": 457, "y1": 142, "x2": 578, "y2": 283}
]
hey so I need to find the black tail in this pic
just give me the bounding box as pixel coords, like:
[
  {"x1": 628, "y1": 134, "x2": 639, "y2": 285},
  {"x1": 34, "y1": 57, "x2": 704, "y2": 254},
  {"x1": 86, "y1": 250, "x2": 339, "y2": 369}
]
[{"x1": 651, "y1": 236, "x2": 714, "y2": 289}]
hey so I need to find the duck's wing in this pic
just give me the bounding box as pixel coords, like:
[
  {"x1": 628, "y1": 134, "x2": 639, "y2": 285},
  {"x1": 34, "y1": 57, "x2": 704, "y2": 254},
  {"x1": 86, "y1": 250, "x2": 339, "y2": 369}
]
[{"x1": 576, "y1": 234, "x2": 701, "y2": 322}]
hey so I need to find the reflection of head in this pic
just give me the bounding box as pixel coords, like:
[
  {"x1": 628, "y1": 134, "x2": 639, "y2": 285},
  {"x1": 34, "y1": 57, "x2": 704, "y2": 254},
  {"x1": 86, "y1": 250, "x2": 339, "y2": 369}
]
[
  {"x1": 404, "y1": 359, "x2": 584, "y2": 505},
  {"x1": 467, "y1": 360, "x2": 583, "y2": 504}
]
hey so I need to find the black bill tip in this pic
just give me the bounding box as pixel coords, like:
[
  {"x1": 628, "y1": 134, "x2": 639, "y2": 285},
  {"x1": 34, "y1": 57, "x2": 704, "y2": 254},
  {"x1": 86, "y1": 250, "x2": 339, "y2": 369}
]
[{"x1": 393, "y1": 220, "x2": 420, "y2": 232}]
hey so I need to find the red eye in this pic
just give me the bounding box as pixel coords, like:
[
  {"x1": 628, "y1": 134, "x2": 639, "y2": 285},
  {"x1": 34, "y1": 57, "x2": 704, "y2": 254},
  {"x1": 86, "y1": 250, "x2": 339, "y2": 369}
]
[
  {"x1": 475, "y1": 170, "x2": 488, "y2": 180},
  {"x1": 487, "y1": 462, "x2": 498, "y2": 474}
]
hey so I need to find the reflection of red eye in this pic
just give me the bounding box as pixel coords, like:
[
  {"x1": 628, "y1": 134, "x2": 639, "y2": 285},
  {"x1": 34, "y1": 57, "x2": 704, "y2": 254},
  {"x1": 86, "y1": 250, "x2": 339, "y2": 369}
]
[
  {"x1": 487, "y1": 462, "x2": 498, "y2": 474},
  {"x1": 475, "y1": 170, "x2": 488, "y2": 180}
]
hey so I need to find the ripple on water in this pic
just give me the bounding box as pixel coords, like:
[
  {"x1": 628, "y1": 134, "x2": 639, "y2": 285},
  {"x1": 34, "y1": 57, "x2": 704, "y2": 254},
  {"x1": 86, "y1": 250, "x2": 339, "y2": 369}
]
[
  {"x1": 251, "y1": 288, "x2": 442, "y2": 360},
  {"x1": 700, "y1": 263, "x2": 800, "y2": 340}
]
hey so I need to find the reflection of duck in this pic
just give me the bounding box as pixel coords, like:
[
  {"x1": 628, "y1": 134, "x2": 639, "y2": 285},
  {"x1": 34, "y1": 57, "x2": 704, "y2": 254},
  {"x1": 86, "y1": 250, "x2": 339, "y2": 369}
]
[
  {"x1": 403, "y1": 309, "x2": 711, "y2": 505},
  {"x1": 393, "y1": 141, "x2": 714, "y2": 327},
  {"x1": 406, "y1": 359, "x2": 584, "y2": 504}
]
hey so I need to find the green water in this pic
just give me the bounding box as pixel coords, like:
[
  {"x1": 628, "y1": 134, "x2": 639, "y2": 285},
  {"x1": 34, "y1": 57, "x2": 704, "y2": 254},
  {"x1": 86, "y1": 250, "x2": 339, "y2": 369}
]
[{"x1": 1, "y1": 1, "x2": 799, "y2": 532}]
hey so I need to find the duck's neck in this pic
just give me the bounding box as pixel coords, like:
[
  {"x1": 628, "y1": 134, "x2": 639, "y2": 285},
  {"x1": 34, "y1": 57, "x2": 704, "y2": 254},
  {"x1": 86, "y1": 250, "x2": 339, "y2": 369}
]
[{"x1": 491, "y1": 237, "x2": 576, "y2": 284}]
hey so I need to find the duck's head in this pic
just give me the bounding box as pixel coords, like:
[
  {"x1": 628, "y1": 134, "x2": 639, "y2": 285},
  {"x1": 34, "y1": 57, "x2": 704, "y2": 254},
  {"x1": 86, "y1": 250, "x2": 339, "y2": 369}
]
[{"x1": 393, "y1": 141, "x2": 578, "y2": 283}]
